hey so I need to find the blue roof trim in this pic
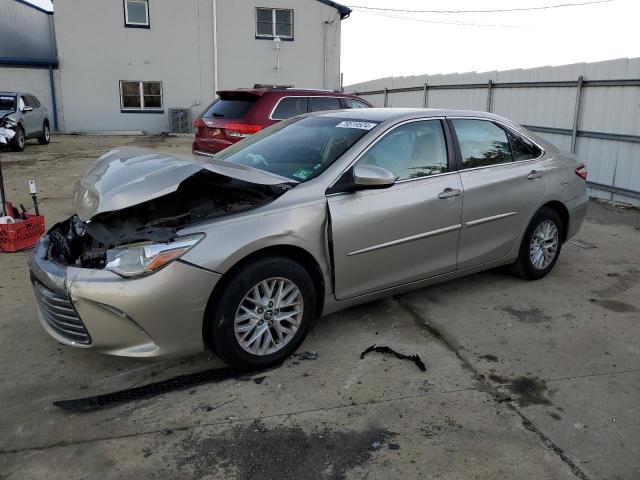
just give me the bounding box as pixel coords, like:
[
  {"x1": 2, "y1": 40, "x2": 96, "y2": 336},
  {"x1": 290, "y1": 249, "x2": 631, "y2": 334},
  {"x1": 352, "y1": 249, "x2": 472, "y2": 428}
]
[
  {"x1": 316, "y1": 0, "x2": 351, "y2": 19},
  {"x1": 12, "y1": 0, "x2": 54, "y2": 15},
  {"x1": 0, "y1": 57, "x2": 58, "y2": 67}
]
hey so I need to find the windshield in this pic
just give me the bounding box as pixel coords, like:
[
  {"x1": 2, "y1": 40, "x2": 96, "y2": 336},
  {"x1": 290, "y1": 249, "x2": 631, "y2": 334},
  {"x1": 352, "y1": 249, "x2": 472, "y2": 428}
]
[
  {"x1": 0, "y1": 96, "x2": 16, "y2": 112},
  {"x1": 216, "y1": 116, "x2": 379, "y2": 182}
]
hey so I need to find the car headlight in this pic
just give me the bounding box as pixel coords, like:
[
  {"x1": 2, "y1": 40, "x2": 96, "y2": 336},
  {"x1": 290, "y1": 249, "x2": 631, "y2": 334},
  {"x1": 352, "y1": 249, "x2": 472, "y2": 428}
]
[
  {"x1": 1, "y1": 117, "x2": 17, "y2": 128},
  {"x1": 105, "y1": 234, "x2": 204, "y2": 277}
]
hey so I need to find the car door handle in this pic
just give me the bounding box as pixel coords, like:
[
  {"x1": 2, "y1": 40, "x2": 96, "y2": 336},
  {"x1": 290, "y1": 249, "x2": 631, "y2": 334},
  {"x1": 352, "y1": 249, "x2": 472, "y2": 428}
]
[
  {"x1": 438, "y1": 188, "x2": 462, "y2": 200},
  {"x1": 527, "y1": 170, "x2": 543, "y2": 180}
]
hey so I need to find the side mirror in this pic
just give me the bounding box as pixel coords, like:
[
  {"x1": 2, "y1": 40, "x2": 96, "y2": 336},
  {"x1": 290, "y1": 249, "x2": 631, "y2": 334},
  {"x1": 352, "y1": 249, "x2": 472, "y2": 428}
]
[
  {"x1": 352, "y1": 164, "x2": 396, "y2": 189},
  {"x1": 22, "y1": 106, "x2": 33, "y2": 112}
]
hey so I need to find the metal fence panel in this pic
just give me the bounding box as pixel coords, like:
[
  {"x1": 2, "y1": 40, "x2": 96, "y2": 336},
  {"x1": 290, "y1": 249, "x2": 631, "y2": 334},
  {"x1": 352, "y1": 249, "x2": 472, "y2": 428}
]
[{"x1": 348, "y1": 58, "x2": 640, "y2": 206}]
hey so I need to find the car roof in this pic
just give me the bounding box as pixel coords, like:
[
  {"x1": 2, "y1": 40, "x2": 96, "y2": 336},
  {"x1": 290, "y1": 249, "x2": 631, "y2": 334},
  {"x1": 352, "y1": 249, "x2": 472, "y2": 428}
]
[
  {"x1": 217, "y1": 88, "x2": 359, "y2": 98},
  {"x1": 312, "y1": 107, "x2": 519, "y2": 123},
  {"x1": 0, "y1": 92, "x2": 36, "y2": 97}
]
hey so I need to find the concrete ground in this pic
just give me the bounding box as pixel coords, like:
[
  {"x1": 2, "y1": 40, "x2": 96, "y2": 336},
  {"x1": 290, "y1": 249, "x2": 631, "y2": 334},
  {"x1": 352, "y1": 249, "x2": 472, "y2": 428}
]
[{"x1": 0, "y1": 135, "x2": 639, "y2": 480}]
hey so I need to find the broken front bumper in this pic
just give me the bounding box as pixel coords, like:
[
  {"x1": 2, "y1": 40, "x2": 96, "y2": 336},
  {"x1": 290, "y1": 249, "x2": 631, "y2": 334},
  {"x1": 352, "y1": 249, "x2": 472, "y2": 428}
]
[
  {"x1": 28, "y1": 236, "x2": 221, "y2": 358},
  {"x1": 0, "y1": 126, "x2": 15, "y2": 145}
]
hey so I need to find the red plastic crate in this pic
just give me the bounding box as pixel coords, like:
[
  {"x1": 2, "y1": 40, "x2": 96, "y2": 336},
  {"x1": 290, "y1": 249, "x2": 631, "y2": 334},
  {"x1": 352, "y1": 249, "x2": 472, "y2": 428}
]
[{"x1": 0, "y1": 214, "x2": 45, "y2": 252}]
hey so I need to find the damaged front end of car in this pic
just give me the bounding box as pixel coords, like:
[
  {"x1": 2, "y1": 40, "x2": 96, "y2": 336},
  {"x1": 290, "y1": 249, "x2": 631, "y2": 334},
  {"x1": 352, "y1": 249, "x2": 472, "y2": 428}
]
[
  {"x1": 45, "y1": 147, "x2": 294, "y2": 274},
  {"x1": 28, "y1": 147, "x2": 295, "y2": 356},
  {"x1": 0, "y1": 115, "x2": 17, "y2": 145}
]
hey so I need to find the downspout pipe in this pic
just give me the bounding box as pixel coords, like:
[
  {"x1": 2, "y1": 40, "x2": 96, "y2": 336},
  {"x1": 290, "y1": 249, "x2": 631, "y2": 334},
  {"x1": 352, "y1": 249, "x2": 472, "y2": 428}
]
[
  {"x1": 212, "y1": 0, "x2": 219, "y2": 94},
  {"x1": 48, "y1": 64, "x2": 59, "y2": 131}
]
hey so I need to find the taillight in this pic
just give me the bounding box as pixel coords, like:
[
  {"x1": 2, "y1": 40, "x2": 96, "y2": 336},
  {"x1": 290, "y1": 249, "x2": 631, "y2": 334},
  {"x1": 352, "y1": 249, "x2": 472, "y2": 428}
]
[
  {"x1": 193, "y1": 118, "x2": 216, "y2": 128},
  {"x1": 225, "y1": 123, "x2": 263, "y2": 138},
  {"x1": 575, "y1": 163, "x2": 588, "y2": 180}
]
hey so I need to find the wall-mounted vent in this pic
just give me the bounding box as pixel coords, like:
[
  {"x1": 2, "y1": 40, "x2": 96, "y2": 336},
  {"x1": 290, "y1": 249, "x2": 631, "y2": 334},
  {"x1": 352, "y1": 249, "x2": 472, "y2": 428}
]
[{"x1": 168, "y1": 108, "x2": 191, "y2": 134}]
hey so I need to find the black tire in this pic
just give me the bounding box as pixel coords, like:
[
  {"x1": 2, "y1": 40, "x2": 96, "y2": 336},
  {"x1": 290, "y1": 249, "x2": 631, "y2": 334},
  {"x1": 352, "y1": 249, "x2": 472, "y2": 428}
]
[
  {"x1": 10, "y1": 125, "x2": 25, "y2": 152},
  {"x1": 38, "y1": 121, "x2": 50, "y2": 145},
  {"x1": 205, "y1": 256, "x2": 317, "y2": 370},
  {"x1": 511, "y1": 207, "x2": 563, "y2": 280}
]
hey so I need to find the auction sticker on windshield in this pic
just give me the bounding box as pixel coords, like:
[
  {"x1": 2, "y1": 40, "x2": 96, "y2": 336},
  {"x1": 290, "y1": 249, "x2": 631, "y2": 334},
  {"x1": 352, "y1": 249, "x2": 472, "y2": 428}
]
[
  {"x1": 335, "y1": 121, "x2": 378, "y2": 131},
  {"x1": 292, "y1": 168, "x2": 314, "y2": 180}
]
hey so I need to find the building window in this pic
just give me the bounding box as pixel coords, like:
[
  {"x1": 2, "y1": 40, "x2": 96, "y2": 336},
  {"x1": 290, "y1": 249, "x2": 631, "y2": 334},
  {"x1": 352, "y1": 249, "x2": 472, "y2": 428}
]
[
  {"x1": 256, "y1": 7, "x2": 293, "y2": 39},
  {"x1": 124, "y1": 0, "x2": 149, "y2": 28},
  {"x1": 120, "y1": 81, "x2": 163, "y2": 112}
]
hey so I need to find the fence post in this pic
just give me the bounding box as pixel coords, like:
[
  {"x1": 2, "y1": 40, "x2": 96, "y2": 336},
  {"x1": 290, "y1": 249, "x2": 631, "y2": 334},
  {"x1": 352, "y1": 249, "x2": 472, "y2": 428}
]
[
  {"x1": 423, "y1": 83, "x2": 428, "y2": 108},
  {"x1": 486, "y1": 79, "x2": 493, "y2": 112},
  {"x1": 571, "y1": 75, "x2": 584, "y2": 153},
  {"x1": 383, "y1": 88, "x2": 388, "y2": 107}
]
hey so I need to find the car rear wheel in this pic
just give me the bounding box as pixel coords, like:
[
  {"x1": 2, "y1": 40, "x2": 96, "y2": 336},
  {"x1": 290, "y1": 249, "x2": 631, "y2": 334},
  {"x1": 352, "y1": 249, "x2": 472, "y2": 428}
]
[
  {"x1": 10, "y1": 125, "x2": 25, "y2": 152},
  {"x1": 206, "y1": 256, "x2": 316, "y2": 370},
  {"x1": 511, "y1": 207, "x2": 563, "y2": 280},
  {"x1": 38, "y1": 122, "x2": 50, "y2": 145}
]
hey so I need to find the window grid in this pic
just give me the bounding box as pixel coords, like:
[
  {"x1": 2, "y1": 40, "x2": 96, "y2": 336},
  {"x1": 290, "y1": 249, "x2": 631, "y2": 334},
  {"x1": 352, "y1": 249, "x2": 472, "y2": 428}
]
[
  {"x1": 120, "y1": 81, "x2": 163, "y2": 111},
  {"x1": 124, "y1": 0, "x2": 149, "y2": 27},
  {"x1": 256, "y1": 7, "x2": 293, "y2": 39}
]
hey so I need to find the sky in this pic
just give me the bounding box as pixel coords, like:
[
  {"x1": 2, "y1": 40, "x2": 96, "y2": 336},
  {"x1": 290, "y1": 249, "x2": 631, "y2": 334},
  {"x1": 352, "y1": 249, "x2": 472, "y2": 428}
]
[
  {"x1": 22, "y1": 0, "x2": 52, "y2": 12},
  {"x1": 340, "y1": 0, "x2": 640, "y2": 86}
]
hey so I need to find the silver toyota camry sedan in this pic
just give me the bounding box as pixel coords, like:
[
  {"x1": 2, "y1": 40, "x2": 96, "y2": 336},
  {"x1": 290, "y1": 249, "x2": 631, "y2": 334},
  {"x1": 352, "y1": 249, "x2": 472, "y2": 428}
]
[{"x1": 28, "y1": 108, "x2": 588, "y2": 368}]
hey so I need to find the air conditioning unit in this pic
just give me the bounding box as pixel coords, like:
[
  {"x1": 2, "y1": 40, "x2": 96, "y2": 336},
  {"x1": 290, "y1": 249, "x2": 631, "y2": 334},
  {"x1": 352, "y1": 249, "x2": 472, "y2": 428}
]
[{"x1": 168, "y1": 108, "x2": 191, "y2": 134}]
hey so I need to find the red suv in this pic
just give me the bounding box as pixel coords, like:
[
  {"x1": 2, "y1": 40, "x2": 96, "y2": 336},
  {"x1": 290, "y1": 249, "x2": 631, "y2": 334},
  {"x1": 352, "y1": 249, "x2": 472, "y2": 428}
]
[{"x1": 192, "y1": 88, "x2": 372, "y2": 155}]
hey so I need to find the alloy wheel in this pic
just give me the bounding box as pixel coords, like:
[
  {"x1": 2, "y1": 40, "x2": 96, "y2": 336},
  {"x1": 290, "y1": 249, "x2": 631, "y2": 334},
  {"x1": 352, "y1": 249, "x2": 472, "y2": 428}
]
[
  {"x1": 529, "y1": 220, "x2": 559, "y2": 269},
  {"x1": 234, "y1": 277, "x2": 303, "y2": 356}
]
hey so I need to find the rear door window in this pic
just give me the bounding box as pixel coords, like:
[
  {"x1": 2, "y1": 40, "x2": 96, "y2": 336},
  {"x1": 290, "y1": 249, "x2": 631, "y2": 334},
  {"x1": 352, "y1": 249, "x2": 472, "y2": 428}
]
[
  {"x1": 203, "y1": 97, "x2": 256, "y2": 119},
  {"x1": 309, "y1": 96, "x2": 342, "y2": 112},
  {"x1": 451, "y1": 119, "x2": 512, "y2": 168},
  {"x1": 271, "y1": 97, "x2": 308, "y2": 120},
  {"x1": 24, "y1": 95, "x2": 39, "y2": 108}
]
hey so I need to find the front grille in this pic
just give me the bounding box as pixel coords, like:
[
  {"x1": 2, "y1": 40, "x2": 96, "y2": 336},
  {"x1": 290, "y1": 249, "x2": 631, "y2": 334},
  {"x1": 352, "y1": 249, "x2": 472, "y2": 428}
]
[{"x1": 32, "y1": 279, "x2": 91, "y2": 344}]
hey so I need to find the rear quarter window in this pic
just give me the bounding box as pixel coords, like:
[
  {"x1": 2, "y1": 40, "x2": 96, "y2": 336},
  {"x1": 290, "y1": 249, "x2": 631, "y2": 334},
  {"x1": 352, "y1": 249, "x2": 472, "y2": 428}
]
[
  {"x1": 507, "y1": 131, "x2": 541, "y2": 161},
  {"x1": 342, "y1": 98, "x2": 369, "y2": 109}
]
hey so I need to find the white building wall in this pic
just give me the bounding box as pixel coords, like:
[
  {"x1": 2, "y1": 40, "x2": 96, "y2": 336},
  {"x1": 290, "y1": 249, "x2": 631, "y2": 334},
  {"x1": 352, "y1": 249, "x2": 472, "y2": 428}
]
[
  {"x1": 215, "y1": 0, "x2": 341, "y2": 91},
  {"x1": 0, "y1": 66, "x2": 61, "y2": 126},
  {"x1": 53, "y1": 0, "x2": 343, "y2": 134},
  {"x1": 54, "y1": 0, "x2": 216, "y2": 134}
]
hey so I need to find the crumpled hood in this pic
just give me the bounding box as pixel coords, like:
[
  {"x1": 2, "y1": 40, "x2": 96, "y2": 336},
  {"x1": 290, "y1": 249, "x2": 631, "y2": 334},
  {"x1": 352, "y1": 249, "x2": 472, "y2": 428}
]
[{"x1": 73, "y1": 146, "x2": 294, "y2": 221}]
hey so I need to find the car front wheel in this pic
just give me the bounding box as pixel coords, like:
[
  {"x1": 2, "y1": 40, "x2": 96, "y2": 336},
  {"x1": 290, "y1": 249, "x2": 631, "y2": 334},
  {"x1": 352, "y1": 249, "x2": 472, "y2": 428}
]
[
  {"x1": 206, "y1": 256, "x2": 316, "y2": 370},
  {"x1": 511, "y1": 207, "x2": 563, "y2": 280},
  {"x1": 10, "y1": 125, "x2": 25, "y2": 152}
]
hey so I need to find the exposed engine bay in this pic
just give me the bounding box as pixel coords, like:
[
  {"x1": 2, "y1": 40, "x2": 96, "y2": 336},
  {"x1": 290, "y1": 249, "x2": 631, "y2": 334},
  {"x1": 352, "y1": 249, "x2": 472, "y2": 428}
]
[{"x1": 47, "y1": 170, "x2": 290, "y2": 269}]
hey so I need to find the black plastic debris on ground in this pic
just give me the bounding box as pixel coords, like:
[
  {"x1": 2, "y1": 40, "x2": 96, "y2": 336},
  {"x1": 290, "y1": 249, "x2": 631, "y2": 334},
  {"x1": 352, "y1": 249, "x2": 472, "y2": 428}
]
[
  {"x1": 53, "y1": 366, "x2": 267, "y2": 412},
  {"x1": 292, "y1": 351, "x2": 318, "y2": 360},
  {"x1": 360, "y1": 345, "x2": 426, "y2": 372}
]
